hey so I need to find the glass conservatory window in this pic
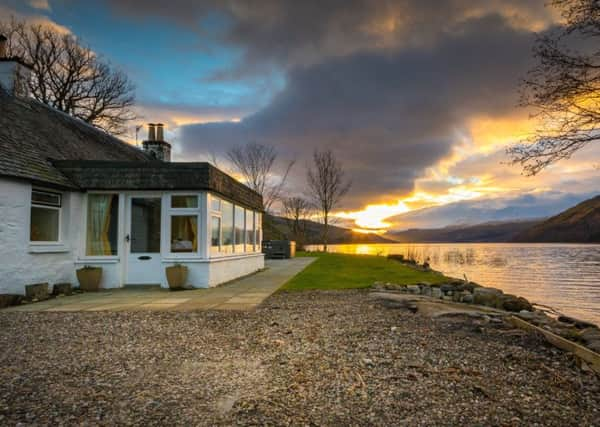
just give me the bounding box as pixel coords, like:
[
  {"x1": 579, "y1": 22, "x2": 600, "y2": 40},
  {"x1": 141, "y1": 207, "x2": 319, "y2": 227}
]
[{"x1": 170, "y1": 215, "x2": 198, "y2": 253}]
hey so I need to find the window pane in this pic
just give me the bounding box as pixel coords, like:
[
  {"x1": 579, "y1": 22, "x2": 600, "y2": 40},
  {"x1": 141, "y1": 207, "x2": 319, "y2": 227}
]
[
  {"x1": 234, "y1": 205, "x2": 245, "y2": 251},
  {"x1": 32, "y1": 190, "x2": 61, "y2": 207},
  {"x1": 171, "y1": 195, "x2": 198, "y2": 208},
  {"x1": 171, "y1": 216, "x2": 198, "y2": 253},
  {"x1": 30, "y1": 207, "x2": 59, "y2": 242},
  {"x1": 211, "y1": 216, "x2": 221, "y2": 248},
  {"x1": 131, "y1": 198, "x2": 161, "y2": 253},
  {"x1": 222, "y1": 201, "x2": 234, "y2": 251},
  {"x1": 86, "y1": 194, "x2": 119, "y2": 255},
  {"x1": 246, "y1": 210, "x2": 254, "y2": 250},
  {"x1": 255, "y1": 212, "x2": 262, "y2": 252},
  {"x1": 211, "y1": 196, "x2": 221, "y2": 211}
]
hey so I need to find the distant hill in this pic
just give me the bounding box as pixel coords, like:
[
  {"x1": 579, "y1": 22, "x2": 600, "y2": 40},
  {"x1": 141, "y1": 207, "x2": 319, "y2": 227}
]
[
  {"x1": 383, "y1": 192, "x2": 591, "y2": 230},
  {"x1": 263, "y1": 215, "x2": 395, "y2": 245},
  {"x1": 385, "y1": 219, "x2": 542, "y2": 243},
  {"x1": 513, "y1": 195, "x2": 600, "y2": 243}
]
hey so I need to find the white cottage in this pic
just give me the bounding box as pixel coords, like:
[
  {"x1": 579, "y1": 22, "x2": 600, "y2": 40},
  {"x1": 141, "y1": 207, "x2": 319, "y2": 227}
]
[{"x1": 0, "y1": 47, "x2": 264, "y2": 295}]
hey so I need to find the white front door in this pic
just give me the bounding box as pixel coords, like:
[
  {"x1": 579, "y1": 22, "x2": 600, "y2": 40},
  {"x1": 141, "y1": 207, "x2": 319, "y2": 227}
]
[{"x1": 126, "y1": 196, "x2": 163, "y2": 284}]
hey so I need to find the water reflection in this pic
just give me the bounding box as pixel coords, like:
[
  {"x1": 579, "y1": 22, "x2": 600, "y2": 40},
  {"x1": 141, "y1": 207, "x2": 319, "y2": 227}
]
[{"x1": 305, "y1": 243, "x2": 600, "y2": 324}]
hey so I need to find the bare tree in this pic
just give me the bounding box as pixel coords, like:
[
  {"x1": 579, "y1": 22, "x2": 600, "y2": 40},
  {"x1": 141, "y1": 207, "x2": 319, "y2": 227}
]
[
  {"x1": 508, "y1": 0, "x2": 599, "y2": 175},
  {"x1": 282, "y1": 196, "x2": 311, "y2": 248},
  {"x1": 0, "y1": 18, "x2": 136, "y2": 135},
  {"x1": 306, "y1": 149, "x2": 351, "y2": 250},
  {"x1": 227, "y1": 142, "x2": 295, "y2": 212}
]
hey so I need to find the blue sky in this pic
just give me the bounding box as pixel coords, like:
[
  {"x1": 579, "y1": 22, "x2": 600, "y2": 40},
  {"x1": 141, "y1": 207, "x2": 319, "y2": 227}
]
[{"x1": 7, "y1": 0, "x2": 282, "y2": 118}]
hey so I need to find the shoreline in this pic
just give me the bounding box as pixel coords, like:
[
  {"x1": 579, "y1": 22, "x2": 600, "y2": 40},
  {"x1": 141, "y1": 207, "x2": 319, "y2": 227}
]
[
  {"x1": 304, "y1": 244, "x2": 600, "y2": 325},
  {"x1": 380, "y1": 254, "x2": 600, "y2": 356}
]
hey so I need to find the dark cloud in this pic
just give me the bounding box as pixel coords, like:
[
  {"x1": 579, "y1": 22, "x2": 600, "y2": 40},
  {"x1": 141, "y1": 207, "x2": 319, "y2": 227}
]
[
  {"x1": 103, "y1": 0, "x2": 562, "y2": 209},
  {"x1": 178, "y1": 14, "x2": 536, "y2": 208},
  {"x1": 107, "y1": 0, "x2": 554, "y2": 74}
]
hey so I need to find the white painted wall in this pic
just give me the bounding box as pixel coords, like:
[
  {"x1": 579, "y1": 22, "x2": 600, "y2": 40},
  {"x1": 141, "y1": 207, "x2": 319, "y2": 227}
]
[
  {"x1": 0, "y1": 178, "x2": 83, "y2": 294},
  {"x1": 207, "y1": 253, "x2": 265, "y2": 286},
  {"x1": 161, "y1": 253, "x2": 264, "y2": 288},
  {"x1": 0, "y1": 179, "x2": 265, "y2": 294}
]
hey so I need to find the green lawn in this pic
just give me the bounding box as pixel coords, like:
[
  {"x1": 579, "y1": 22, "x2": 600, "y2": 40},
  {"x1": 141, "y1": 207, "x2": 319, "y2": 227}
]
[{"x1": 281, "y1": 252, "x2": 448, "y2": 291}]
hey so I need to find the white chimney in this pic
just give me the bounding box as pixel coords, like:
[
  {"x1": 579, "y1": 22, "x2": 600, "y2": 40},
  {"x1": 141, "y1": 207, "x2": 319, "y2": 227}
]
[
  {"x1": 156, "y1": 123, "x2": 164, "y2": 141},
  {"x1": 147, "y1": 123, "x2": 156, "y2": 140},
  {"x1": 0, "y1": 34, "x2": 32, "y2": 97},
  {"x1": 142, "y1": 122, "x2": 171, "y2": 161}
]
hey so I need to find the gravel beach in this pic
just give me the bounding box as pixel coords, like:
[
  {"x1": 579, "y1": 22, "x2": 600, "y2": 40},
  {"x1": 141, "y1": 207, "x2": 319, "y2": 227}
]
[{"x1": 1, "y1": 290, "x2": 599, "y2": 426}]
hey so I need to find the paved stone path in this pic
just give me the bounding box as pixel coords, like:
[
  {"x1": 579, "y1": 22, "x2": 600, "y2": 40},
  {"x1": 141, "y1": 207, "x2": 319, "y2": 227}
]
[{"x1": 4, "y1": 258, "x2": 316, "y2": 312}]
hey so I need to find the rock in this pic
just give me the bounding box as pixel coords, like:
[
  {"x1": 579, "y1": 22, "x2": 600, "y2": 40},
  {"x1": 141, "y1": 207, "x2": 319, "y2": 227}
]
[
  {"x1": 499, "y1": 295, "x2": 533, "y2": 312},
  {"x1": 431, "y1": 288, "x2": 442, "y2": 299},
  {"x1": 407, "y1": 285, "x2": 420, "y2": 294},
  {"x1": 25, "y1": 283, "x2": 49, "y2": 301},
  {"x1": 362, "y1": 358, "x2": 375, "y2": 367},
  {"x1": 442, "y1": 295, "x2": 453, "y2": 301},
  {"x1": 52, "y1": 283, "x2": 72, "y2": 296},
  {"x1": 579, "y1": 328, "x2": 600, "y2": 343},
  {"x1": 473, "y1": 288, "x2": 503, "y2": 307},
  {"x1": 461, "y1": 293, "x2": 474, "y2": 304},
  {"x1": 451, "y1": 292, "x2": 463, "y2": 303},
  {"x1": 557, "y1": 315, "x2": 598, "y2": 329},
  {"x1": 0, "y1": 294, "x2": 23, "y2": 308},
  {"x1": 420, "y1": 286, "x2": 432, "y2": 297},
  {"x1": 440, "y1": 284, "x2": 456, "y2": 293},
  {"x1": 586, "y1": 340, "x2": 600, "y2": 353},
  {"x1": 456, "y1": 282, "x2": 481, "y2": 293},
  {"x1": 517, "y1": 310, "x2": 535, "y2": 321}
]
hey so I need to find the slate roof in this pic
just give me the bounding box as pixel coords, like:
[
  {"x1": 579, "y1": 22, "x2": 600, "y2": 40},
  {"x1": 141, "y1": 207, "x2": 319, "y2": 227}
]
[
  {"x1": 0, "y1": 90, "x2": 151, "y2": 189},
  {"x1": 0, "y1": 91, "x2": 263, "y2": 210},
  {"x1": 53, "y1": 161, "x2": 263, "y2": 211}
]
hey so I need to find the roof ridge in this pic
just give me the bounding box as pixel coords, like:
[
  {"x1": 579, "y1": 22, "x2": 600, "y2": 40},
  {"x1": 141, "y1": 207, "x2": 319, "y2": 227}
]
[{"x1": 18, "y1": 96, "x2": 151, "y2": 160}]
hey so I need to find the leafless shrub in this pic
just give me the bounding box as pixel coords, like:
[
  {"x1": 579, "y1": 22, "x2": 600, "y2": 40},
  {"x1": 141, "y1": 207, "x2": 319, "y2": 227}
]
[
  {"x1": 306, "y1": 149, "x2": 351, "y2": 250},
  {"x1": 227, "y1": 142, "x2": 295, "y2": 212},
  {"x1": 282, "y1": 196, "x2": 312, "y2": 248}
]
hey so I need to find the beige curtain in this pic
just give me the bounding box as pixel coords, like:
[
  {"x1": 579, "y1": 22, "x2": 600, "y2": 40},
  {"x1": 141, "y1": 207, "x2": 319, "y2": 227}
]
[
  {"x1": 185, "y1": 197, "x2": 198, "y2": 251},
  {"x1": 86, "y1": 195, "x2": 113, "y2": 256}
]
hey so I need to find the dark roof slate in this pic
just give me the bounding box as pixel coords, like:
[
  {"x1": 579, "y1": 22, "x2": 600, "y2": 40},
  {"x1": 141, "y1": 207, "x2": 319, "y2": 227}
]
[
  {"x1": 0, "y1": 92, "x2": 150, "y2": 189},
  {"x1": 53, "y1": 161, "x2": 263, "y2": 211},
  {"x1": 0, "y1": 92, "x2": 262, "y2": 210}
]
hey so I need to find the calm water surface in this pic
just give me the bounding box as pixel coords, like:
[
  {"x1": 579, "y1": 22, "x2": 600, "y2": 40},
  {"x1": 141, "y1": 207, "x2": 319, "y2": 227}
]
[{"x1": 305, "y1": 243, "x2": 600, "y2": 325}]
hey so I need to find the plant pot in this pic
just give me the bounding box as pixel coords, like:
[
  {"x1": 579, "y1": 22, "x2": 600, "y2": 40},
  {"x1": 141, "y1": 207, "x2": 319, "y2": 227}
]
[
  {"x1": 166, "y1": 265, "x2": 188, "y2": 290},
  {"x1": 76, "y1": 267, "x2": 102, "y2": 292}
]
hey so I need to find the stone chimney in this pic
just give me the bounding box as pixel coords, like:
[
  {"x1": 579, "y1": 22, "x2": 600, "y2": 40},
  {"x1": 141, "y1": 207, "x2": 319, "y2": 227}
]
[
  {"x1": 0, "y1": 34, "x2": 32, "y2": 97},
  {"x1": 142, "y1": 122, "x2": 171, "y2": 161}
]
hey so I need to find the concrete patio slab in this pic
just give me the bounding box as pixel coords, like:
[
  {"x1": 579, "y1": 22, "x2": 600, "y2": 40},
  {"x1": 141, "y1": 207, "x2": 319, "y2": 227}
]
[{"x1": 3, "y1": 258, "x2": 316, "y2": 312}]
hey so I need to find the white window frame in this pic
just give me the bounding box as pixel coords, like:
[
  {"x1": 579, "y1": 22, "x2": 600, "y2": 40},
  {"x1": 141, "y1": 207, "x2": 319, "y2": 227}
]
[
  {"x1": 29, "y1": 189, "x2": 62, "y2": 245},
  {"x1": 83, "y1": 192, "x2": 121, "y2": 258},
  {"x1": 167, "y1": 193, "x2": 201, "y2": 257},
  {"x1": 210, "y1": 215, "x2": 222, "y2": 253}
]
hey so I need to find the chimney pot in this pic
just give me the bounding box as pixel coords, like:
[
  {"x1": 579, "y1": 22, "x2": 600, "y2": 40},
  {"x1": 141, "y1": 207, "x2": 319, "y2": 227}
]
[
  {"x1": 0, "y1": 34, "x2": 7, "y2": 59},
  {"x1": 147, "y1": 123, "x2": 156, "y2": 141},
  {"x1": 156, "y1": 123, "x2": 164, "y2": 141}
]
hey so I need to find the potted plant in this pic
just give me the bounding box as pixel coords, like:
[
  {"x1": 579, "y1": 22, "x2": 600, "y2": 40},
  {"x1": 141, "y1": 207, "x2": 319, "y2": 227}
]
[
  {"x1": 166, "y1": 264, "x2": 188, "y2": 290},
  {"x1": 76, "y1": 265, "x2": 102, "y2": 292}
]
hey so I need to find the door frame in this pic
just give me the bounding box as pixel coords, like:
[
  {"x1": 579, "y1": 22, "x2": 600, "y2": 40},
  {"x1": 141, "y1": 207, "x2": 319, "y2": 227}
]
[{"x1": 123, "y1": 192, "x2": 165, "y2": 285}]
